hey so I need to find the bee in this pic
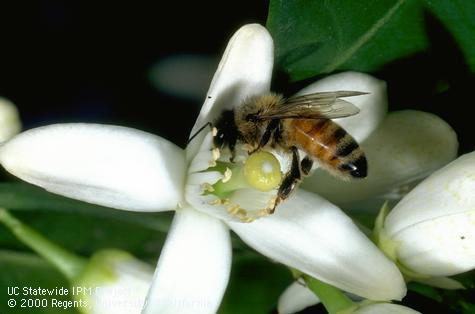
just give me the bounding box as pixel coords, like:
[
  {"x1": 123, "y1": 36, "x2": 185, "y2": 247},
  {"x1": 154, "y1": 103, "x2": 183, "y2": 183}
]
[{"x1": 212, "y1": 90, "x2": 368, "y2": 209}]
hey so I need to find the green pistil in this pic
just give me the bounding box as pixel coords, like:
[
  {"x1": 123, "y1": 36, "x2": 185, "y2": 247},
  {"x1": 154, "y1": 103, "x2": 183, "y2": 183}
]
[
  {"x1": 210, "y1": 151, "x2": 282, "y2": 198},
  {"x1": 212, "y1": 166, "x2": 249, "y2": 198},
  {"x1": 0, "y1": 208, "x2": 86, "y2": 282}
]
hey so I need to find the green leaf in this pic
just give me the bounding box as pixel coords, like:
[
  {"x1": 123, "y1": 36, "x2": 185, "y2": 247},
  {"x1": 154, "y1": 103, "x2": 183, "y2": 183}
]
[
  {"x1": 460, "y1": 301, "x2": 475, "y2": 314},
  {"x1": 424, "y1": 0, "x2": 475, "y2": 72},
  {"x1": 0, "y1": 183, "x2": 171, "y2": 260},
  {"x1": 407, "y1": 281, "x2": 443, "y2": 302},
  {"x1": 267, "y1": 0, "x2": 428, "y2": 81},
  {"x1": 0, "y1": 250, "x2": 78, "y2": 314},
  {"x1": 0, "y1": 182, "x2": 171, "y2": 232},
  {"x1": 219, "y1": 252, "x2": 292, "y2": 314},
  {"x1": 0, "y1": 210, "x2": 168, "y2": 261}
]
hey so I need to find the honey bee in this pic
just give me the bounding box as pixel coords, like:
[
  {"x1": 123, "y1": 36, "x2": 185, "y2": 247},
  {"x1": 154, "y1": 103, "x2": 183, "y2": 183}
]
[{"x1": 212, "y1": 90, "x2": 368, "y2": 209}]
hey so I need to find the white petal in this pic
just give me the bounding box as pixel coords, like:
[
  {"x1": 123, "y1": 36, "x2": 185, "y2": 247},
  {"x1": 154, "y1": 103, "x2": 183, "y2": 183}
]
[
  {"x1": 0, "y1": 97, "x2": 22, "y2": 142},
  {"x1": 355, "y1": 303, "x2": 421, "y2": 314},
  {"x1": 0, "y1": 124, "x2": 185, "y2": 212},
  {"x1": 415, "y1": 277, "x2": 464, "y2": 290},
  {"x1": 227, "y1": 190, "x2": 406, "y2": 301},
  {"x1": 187, "y1": 24, "x2": 273, "y2": 160},
  {"x1": 295, "y1": 72, "x2": 387, "y2": 143},
  {"x1": 143, "y1": 207, "x2": 231, "y2": 314},
  {"x1": 278, "y1": 281, "x2": 320, "y2": 314},
  {"x1": 386, "y1": 152, "x2": 475, "y2": 276},
  {"x1": 303, "y1": 111, "x2": 458, "y2": 208}
]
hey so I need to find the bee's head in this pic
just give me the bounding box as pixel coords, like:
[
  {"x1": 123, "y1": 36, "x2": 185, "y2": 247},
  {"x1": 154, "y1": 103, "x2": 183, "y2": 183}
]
[
  {"x1": 245, "y1": 113, "x2": 259, "y2": 123},
  {"x1": 213, "y1": 110, "x2": 238, "y2": 149}
]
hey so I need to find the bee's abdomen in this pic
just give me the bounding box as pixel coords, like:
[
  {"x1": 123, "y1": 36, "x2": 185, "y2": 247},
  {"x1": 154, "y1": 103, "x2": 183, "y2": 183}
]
[{"x1": 287, "y1": 119, "x2": 367, "y2": 179}]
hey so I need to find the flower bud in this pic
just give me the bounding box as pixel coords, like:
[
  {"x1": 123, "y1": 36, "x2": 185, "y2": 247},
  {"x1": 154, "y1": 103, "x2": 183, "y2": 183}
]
[
  {"x1": 383, "y1": 152, "x2": 475, "y2": 277},
  {"x1": 0, "y1": 97, "x2": 21, "y2": 142},
  {"x1": 73, "y1": 249, "x2": 153, "y2": 314}
]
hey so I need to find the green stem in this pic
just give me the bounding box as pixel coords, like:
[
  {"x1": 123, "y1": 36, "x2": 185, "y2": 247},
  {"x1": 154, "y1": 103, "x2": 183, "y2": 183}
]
[
  {"x1": 303, "y1": 275, "x2": 356, "y2": 314},
  {"x1": 0, "y1": 208, "x2": 86, "y2": 282}
]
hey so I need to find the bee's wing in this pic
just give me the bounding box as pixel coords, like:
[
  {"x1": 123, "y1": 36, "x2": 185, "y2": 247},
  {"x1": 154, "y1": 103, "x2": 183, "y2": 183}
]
[{"x1": 259, "y1": 91, "x2": 367, "y2": 120}]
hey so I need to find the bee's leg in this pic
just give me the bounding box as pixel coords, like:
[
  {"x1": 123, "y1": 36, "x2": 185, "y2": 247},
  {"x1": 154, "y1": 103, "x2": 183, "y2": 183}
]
[
  {"x1": 229, "y1": 142, "x2": 236, "y2": 163},
  {"x1": 300, "y1": 156, "x2": 314, "y2": 176},
  {"x1": 272, "y1": 146, "x2": 301, "y2": 213},
  {"x1": 251, "y1": 119, "x2": 280, "y2": 154}
]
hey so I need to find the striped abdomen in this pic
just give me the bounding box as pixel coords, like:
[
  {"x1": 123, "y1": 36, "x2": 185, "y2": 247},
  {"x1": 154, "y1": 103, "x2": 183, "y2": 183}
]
[{"x1": 285, "y1": 119, "x2": 367, "y2": 179}]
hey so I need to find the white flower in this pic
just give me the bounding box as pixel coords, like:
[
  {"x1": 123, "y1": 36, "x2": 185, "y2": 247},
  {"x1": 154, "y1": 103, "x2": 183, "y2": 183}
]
[
  {"x1": 278, "y1": 281, "x2": 421, "y2": 314},
  {"x1": 381, "y1": 151, "x2": 475, "y2": 278},
  {"x1": 0, "y1": 97, "x2": 22, "y2": 142},
  {"x1": 0, "y1": 24, "x2": 407, "y2": 313},
  {"x1": 74, "y1": 250, "x2": 153, "y2": 314}
]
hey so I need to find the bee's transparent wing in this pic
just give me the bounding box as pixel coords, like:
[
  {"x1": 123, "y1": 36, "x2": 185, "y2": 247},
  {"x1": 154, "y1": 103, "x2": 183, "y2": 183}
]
[{"x1": 258, "y1": 91, "x2": 367, "y2": 120}]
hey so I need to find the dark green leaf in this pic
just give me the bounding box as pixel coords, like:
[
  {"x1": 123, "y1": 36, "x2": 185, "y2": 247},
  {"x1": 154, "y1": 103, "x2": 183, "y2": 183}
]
[
  {"x1": 460, "y1": 301, "x2": 475, "y2": 314},
  {"x1": 0, "y1": 210, "x2": 167, "y2": 261},
  {"x1": 424, "y1": 0, "x2": 475, "y2": 72},
  {"x1": 407, "y1": 281, "x2": 443, "y2": 302},
  {"x1": 0, "y1": 250, "x2": 78, "y2": 314},
  {"x1": 0, "y1": 182, "x2": 171, "y2": 233},
  {"x1": 267, "y1": 0, "x2": 428, "y2": 81},
  {"x1": 453, "y1": 270, "x2": 475, "y2": 289},
  {"x1": 219, "y1": 253, "x2": 292, "y2": 314},
  {"x1": 0, "y1": 182, "x2": 172, "y2": 260}
]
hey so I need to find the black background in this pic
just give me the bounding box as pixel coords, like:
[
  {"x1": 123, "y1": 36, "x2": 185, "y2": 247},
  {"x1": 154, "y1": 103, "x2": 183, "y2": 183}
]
[
  {"x1": 0, "y1": 1, "x2": 268, "y2": 147},
  {"x1": 0, "y1": 2, "x2": 473, "y2": 314}
]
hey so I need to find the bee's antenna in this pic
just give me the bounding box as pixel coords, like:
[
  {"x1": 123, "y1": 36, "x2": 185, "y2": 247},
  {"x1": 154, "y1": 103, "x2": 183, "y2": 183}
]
[{"x1": 187, "y1": 122, "x2": 212, "y2": 145}]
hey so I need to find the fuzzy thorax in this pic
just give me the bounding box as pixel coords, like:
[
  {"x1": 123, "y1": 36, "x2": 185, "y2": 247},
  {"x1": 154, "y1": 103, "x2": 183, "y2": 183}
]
[{"x1": 234, "y1": 93, "x2": 284, "y2": 148}]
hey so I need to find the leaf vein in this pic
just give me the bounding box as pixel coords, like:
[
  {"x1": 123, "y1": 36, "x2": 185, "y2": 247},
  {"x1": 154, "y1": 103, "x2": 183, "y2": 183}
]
[{"x1": 322, "y1": 0, "x2": 406, "y2": 73}]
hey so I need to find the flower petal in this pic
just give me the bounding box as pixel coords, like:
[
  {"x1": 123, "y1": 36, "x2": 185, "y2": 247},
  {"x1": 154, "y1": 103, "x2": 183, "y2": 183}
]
[
  {"x1": 302, "y1": 111, "x2": 458, "y2": 209},
  {"x1": 0, "y1": 123, "x2": 185, "y2": 212},
  {"x1": 295, "y1": 72, "x2": 388, "y2": 143},
  {"x1": 143, "y1": 207, "x2": 231, "y2": 314},
  {"x1": 415, "y1": 277, "x2": 464, "y2": 290},
  {"x1": 354, "y1": 303, "x2": 421, "y2": 314},
  {"x1": 227, "y1": 190, "x2": 406, "y2": 301},
  {"x1": 0, "y1": 97, "x2": 22, "y2": 142},
  {"x1": 278, "y1": 281, "x2": 320, "y2": 314},
  {"x1": 385, "y1": 152, "x2": 475, "y2": 276},
  {"x1": 186, "y1": 24, "x2": 273, "y2": 160}
]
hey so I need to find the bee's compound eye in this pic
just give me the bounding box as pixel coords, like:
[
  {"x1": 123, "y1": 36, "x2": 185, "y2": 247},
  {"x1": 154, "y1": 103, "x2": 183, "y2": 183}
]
[
  {"x1": 245, "y1": 114, "x2": 258, "y2": 122},
  {"x1": 244, "y1": 151, "x2": 282, "y2": 191}
]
